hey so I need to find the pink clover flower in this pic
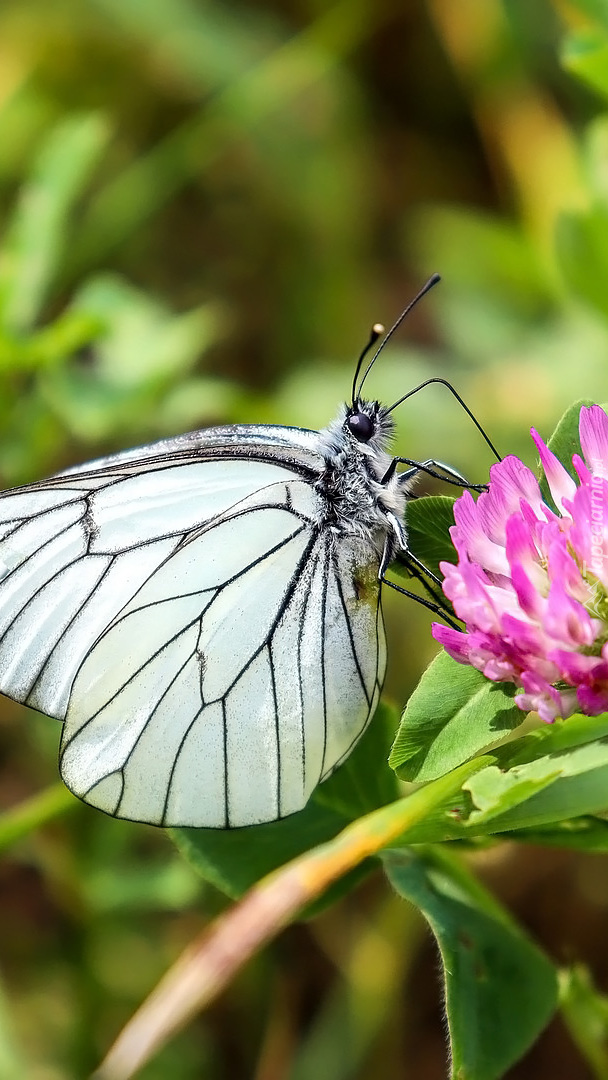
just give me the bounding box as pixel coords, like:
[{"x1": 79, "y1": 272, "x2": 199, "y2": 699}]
[{"x1": 432, "y1": 405, "x2": 608, "y2": 722}]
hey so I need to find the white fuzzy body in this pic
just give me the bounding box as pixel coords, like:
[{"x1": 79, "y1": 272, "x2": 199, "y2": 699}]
[{"x1": 315, "y1": 403, "x2": 411, "y2": 556}]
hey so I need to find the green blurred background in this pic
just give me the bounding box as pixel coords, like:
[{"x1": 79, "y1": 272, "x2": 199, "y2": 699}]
[{"x1": 2, "y1": 0, "x2": 608, "y2": 1076}]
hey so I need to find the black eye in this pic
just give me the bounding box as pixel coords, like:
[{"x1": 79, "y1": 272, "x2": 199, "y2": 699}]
[{"x1": 347, "y1": 411, "x2": 375, "y2": 442}]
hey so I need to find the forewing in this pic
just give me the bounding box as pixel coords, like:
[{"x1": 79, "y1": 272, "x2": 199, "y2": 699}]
[
  {"x1": 0, "y1": 451, "x2": 319, "y2": 719},
  {"x1": 55, "y1": 421, "x2": 321, "y2": 477},
  {"x1": 59, "y1": 524, "x2": 386, "y2": 828}
]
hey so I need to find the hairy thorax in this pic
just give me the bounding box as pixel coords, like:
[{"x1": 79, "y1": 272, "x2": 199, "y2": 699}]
[{"x1": 314, "y1": 446, "x2": 407, "y2": 549}]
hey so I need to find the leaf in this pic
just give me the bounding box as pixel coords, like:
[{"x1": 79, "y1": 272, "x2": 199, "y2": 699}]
[
  {"x1": 40, "y1": 274, "x2": 222, "y2": 442},
  {"x1": 464, "y1": 722, "x2": 608, "y2": 830},
  {"x1": 172, "y1": 701, "x2": 399, "y2": 898},
  {"x1": 155, "y1": 376, "x2": 239, "y2": 434},
  {"x1": 463, "y1": 761, "x2": 563, "y2": 825},
  {"x1": 505, "y1": 816, "x2": 608, "y2": 853},
  {"x1": 402, "y1": 495, "x2": 457, "y2": 581},
  {"x1": 395, "y1": 716, "x2": 608, "y2": 843},
  {"x1": 545, "y1": 399, "x2": 588, "y2": 467},
  {"x1": 172, "y1": 800, "x2": 350, "y2": 900},
  {"x1": 562, "y1": 28, "x2": 608, "y2": 102},
  {"x1": 389, "y1": 650, "x2": 522, "y2": 782},
  {"x1": 70, "y1": 274, "x2": 218, "y2": 387},
  {"x1": 388, "y1": 717, "x2": 608, "y2": 847},
  {"x1": 313, "y1": 700, "x2": 400, "y2": 818},
  {"x1": 383, "y1": 848, "x2": 558, "y2": 1080},
  {"x1": 0, "y1": 113, "x2": 110, "y2": 333}
]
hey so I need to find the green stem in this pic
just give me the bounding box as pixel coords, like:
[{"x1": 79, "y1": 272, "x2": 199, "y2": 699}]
[
  {"x1": 0, "y1": 783, "x2": 77, "y2": 853},
  {"x1": 559, "y1": 967, "x2": 608, "y2": 1080}
]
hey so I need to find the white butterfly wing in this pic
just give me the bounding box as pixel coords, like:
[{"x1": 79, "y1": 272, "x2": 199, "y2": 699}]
[
  {"x1": 55, "y1": 421, "x2": 322, "y2": 477},
  {"x1": 0, "y1": 438, "x2": 386, "y2": 827},
  {"x1": 0, "y1": 455, "x2": 313, "y2": 717},
  {"x1": 59, "y1": 501, "x2": 386, "y2": 827}
]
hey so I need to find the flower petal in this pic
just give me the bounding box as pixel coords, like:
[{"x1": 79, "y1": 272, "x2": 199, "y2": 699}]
[
  {"x1": 452, "y1": 491, "x2": 509, "y2": 575},
  {"x1": 573, "y1": 453, "x2": 591, "y2": 486},
  {"x1": 580, "y1": 405, "x2": 608, "y2": 478},
  {"x1": 517, "y1": 672, "x2": 569, "y2": 722},
  {"x1": 510, "y1": 562, "x2": 544, "y2": 619},
  {"x1": 543, "y1": 581, "x2": 595, "y2": 647},
  {"x1": 505, "y1": 515, "x2": 546, "y2": 596},
  {"x1": 570, "y1": 483, "x2": 608, "y2": 588},
  {"x1": 431, "y1": 624, "x2": 471, "y2": 663},
  {"x1": 546, "y1": 538, "x2": 588, "y2": 605},
  {"x1": 531, "y1": 428, "x2": 577, "y2": 512},
  {"x1": 477, "y1": 456, "x2": 544, "y2": 542}
]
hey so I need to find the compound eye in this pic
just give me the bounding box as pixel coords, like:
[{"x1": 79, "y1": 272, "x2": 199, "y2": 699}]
[{"x1": 347, "y1": 411, "x2": 375, "y2": 442}]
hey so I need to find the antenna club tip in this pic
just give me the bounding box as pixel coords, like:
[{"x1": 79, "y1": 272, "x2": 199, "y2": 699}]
[
  {"x1": 429, "y1": 272, "x2": 441, "y2": 287},
  {"x1": 372, "y1": 322, "x2": 385, "y2": 336}
]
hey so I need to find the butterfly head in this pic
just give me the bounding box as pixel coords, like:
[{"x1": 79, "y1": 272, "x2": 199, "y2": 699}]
[
  {"x1": 317, "y1": 400, "x2": 395, "y2": 471},
  {"x1": 346, "y1": 404, "x2": 375, "y2": 443},
  {"x1": 345, "y1": 400, "x2": 394, "y2": 450}
]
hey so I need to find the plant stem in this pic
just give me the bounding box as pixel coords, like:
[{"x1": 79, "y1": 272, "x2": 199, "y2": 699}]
[{"x1": 0, "y1": 783, "x2": 76, "y2": 853}]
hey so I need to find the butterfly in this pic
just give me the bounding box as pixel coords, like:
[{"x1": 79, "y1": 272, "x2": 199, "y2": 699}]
[{"x1": 0, "y1": 277, "x2": 475, "y2": 829}]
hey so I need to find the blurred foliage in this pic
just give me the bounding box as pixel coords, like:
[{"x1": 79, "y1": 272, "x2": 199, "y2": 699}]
[{"x1": 4, "y1": 0, "x2": 608, "y2": 1077}]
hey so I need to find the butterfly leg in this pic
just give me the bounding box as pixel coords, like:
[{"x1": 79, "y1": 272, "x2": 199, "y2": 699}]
[
  {"x1": 379, "y1": 558, "x2": 461, "y2": 626},
  {"x1": 384, "y1": 509, "x2": 442, "y2": 586},
  {"x1": 381, "y1": 456, "x2": 486, "y2": 492},
  {"x1": 378, "y1": 518, "x2": 460, "y2": 627}
]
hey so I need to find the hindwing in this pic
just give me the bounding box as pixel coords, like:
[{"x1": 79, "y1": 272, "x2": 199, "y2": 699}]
[{"x1": 0, "y1": 442, "x2": 385, "y2": 826}]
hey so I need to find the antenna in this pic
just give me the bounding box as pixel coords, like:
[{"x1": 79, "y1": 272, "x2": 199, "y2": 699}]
[
  {"x1": 355, "y1": 273, "x2": 441, "y2": 403},
  {"x1": 386, "y1": 377, "x2": 502, "y2": 462},
  {"x1": 351, "y1": 323, "x2": 384, "y2": 407}
]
